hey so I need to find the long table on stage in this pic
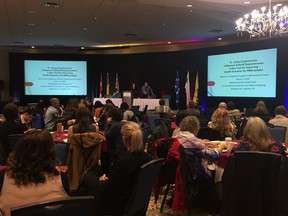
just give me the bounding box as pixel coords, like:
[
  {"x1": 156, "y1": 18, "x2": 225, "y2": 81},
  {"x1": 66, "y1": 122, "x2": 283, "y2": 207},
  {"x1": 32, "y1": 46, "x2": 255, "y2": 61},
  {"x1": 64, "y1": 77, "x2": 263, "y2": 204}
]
[{"x1": 93, "y1": 98, "x2": 164, "y2": 111}]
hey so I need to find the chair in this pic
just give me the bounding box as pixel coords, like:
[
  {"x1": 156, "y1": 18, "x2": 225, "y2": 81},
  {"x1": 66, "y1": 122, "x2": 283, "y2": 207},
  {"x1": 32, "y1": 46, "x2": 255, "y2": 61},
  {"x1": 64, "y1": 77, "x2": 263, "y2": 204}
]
[
  {"x1": 197, "y1": 127, "x2": 222, "y2": 140},
  {"x1": 0, "y1": 140, "x2": 7, "y2": 165},
  {"x1": 147, "y1": 114, "x2": 160, "y2": 130},
  {"x1": 8, "y1": 134, "x2": 23, "y2": 150},
  {"x1": 10, "y1": 196, "x2": 94, "y2": 216},
  {"x1": 154, "y1": 118, "x2": 171, "y2": 128},
  {"x1": 55, "y1": 142, "x2": 70, "y2": 166},
  {"x1": 222, "y1": 151, "x2": 282, "y2": 216},
  {"x1": 122, "y1": 158, "x2": 164, "y2": 216},
  {"x1": 232, "y1": 119, "x2": 242, "y2": 139},
  {"x1": 267, "y1": 125, "x2": 286, "y2": 143},
  {"x1": 67, "y1": 132, "x2": 105, "y2": 191}
]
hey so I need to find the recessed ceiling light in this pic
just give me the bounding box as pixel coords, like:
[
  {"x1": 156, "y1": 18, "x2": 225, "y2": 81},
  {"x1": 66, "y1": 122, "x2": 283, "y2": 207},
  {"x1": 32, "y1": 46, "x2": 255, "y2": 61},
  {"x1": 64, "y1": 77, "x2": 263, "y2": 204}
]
[
  {"x1": 218, "y1": 37, "x2": 222, "y2": 41},
  {"x1": 187, "y1": 4, "x2": 192, "y2": 8},
  {"x1": 81, "y1": 47, "x2": 85, "y2": 50},
  {"x1": 83, "y1": 27, "x2": 88, "y2": 31},
  {"x1": 168, "y1": 41, "x2": 172, "y2": 44},
  {"x1": 31, "y1": 46, "x2": 35, "y2": 49},
  {"x1": 27, "y1": 23, "x2": 35, "y2": 27},
  {"x1": 28, "y1": 10, "x2": 37, "y2": 14},
  {"x1": 244, "y1": 1, "x2": 250, "y2": 4},
  {"x1": 43, "y1": 2, "x2": 61, "y2": 8}
]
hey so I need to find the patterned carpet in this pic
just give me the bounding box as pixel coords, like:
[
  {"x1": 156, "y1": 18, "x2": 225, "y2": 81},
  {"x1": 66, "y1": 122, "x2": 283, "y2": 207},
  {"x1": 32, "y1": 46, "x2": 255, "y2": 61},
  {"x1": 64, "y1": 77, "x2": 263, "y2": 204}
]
[{"x1": 146, "y1": 188, "x2": 214, "y2": 216}]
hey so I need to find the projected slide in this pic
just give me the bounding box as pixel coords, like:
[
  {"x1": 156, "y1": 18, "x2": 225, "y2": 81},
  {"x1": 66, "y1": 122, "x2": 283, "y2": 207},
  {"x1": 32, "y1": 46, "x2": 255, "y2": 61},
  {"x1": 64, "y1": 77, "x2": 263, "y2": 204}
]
[
  {"x1": 24, "y1": 60, "x2": 87, "y2": 96},
  {"x1": 207, "y1": 48, "x2": 277, "y2": 98}
]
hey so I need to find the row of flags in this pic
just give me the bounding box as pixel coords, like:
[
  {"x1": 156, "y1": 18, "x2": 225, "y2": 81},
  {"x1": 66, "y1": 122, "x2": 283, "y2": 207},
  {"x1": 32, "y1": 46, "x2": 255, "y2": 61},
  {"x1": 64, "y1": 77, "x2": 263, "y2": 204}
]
[
  {"x1": 99, "y1": 72, "x2": 119, "y2": 97},
  {"x1": 175, "y1": 71, "x2": 199, "y2": 107}
]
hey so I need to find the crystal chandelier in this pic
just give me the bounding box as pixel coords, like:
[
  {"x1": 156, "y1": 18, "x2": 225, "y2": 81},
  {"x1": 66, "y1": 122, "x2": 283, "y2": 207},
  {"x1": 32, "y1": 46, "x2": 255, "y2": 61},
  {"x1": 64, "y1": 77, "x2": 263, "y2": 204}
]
[{"x1": 235, "y1": 0, "x2": 288, "y2": 38}]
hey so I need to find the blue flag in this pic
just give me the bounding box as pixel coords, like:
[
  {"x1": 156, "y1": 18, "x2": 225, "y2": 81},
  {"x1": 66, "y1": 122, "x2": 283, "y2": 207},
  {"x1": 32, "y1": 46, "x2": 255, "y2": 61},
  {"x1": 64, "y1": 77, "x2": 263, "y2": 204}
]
[{"x1": 175, "y1": 71, "x2": 180, "y2": 106}]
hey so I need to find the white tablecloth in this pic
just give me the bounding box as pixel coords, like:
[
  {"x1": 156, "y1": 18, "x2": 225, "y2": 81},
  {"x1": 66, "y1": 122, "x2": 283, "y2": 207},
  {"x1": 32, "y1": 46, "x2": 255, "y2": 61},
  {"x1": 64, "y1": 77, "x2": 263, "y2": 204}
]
[
  {"x1": 93, "y1": 98, "x2": 164, "y2": 111},
  {"x1": 93, "y1": 98, "x2": 123, "y2": 107}
]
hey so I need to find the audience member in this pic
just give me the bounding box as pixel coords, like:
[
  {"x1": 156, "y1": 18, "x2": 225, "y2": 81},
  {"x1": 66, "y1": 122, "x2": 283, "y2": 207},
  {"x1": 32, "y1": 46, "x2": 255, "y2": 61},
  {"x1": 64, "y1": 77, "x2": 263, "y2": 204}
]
[
  {"x1": 98, "y1": 103, "x2": 115, "y2": 131},
  {"x1": 0, "y1": 103, "x2": 26, "y2": 156},
  {"x1": 60, "y1": 98, "x2": 79, "y2": 129},
  {"x1": 154, "y1": 99, "x2": 173, "y2": 117},
  {"x1": 186, "y1": 100, "x2": 200, "y2": 119},
  {"x1": 253, "y1": 100, "x2": 270, "y2": 122},
  {"x1": 81, "y1": 121, "x2": 150, "y2": 215},
  {"x1": 44, "y1": 97, "x2": 63, "y2": 131},
  {"x1": 208, "y1": 108, "x2": 237, "y2": 139},
  {"x1": 173, "y1": 115, "x2": 226, "y2": 211},
  {"x1": 218, "y1": 102, "x2": 227, "y2": 110},
  {"x1": 268, "y1": 105, "x2": 288, "y2": 143},
  {"x1": 67, "y1": 107, "x2": 98, "y2": 141},
  {"x1": 141, "y1": 82, "x2": 154, "y2": 98},
  {"x1": 120, "y1": 102, "x2": 135, "y2": 122},
  {"x1": 93, "y1": 100, "x2": 104, "y2": 119},
  {"x1": 0, "y1": 130, "x2": 69, "y2": 216},
  {"x1": 172, "y1": 110, "x2": 192, "y2": 137},
  {"x1": 233, "y1": 117, "x2": 286, "y2": 156},
  {"x1": 105, "y1": 108, "x2": 127, "y2": 165},
  {"x1": 16, "y1": 106, "x2": 35, "y2": 131},
  {"x1": 227, "y1": 101, "x2": 241, "y2": 120}
]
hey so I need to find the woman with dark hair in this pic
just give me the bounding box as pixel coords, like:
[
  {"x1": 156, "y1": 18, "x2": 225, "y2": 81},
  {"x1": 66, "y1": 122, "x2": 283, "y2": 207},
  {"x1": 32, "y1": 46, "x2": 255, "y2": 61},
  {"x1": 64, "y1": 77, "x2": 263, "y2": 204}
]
[
  {"x1": 120, "y1": 102, "x2": 135, "y2": 121},
  {"x1": 0, "y1": 103, "x2": 26, "y2": 156},
  {"x1": 60, "y1": 98, "x2": 79, "y2": 129},
  {"x1": 0, "y1": 130, "x2": 69, "y2": 216},
  {"x1": 67, "y1": 107, "x2": 98, "y2": 140},
  {"x1": 93, "y1": 100, "x2": 104, "y2": 119}
]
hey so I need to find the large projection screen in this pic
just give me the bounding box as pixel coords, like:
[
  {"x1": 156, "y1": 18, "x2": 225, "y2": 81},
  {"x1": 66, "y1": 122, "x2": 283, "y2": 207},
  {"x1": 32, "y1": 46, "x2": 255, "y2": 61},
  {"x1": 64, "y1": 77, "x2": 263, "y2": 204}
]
[
  {"x1": 24, "y1": 60, "x2": 87, "y2": 96},
  {"x1": 207, "y1": 48, "x2": 277, "y2": 98}
]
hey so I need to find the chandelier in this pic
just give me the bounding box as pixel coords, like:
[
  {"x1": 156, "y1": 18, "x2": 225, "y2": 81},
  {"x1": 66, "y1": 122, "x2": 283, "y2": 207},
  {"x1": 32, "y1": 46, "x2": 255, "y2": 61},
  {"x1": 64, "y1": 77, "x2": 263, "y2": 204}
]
[{"x1": 235, "y1": 0, "x2": 288, "y2": 38}]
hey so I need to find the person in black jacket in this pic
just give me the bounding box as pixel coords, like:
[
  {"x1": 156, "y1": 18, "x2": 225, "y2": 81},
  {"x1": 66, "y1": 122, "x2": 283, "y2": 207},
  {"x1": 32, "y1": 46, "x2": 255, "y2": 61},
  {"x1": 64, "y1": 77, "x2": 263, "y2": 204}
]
[{"x1": 81, "y1": 121, "x2": 150, "y2": 215}]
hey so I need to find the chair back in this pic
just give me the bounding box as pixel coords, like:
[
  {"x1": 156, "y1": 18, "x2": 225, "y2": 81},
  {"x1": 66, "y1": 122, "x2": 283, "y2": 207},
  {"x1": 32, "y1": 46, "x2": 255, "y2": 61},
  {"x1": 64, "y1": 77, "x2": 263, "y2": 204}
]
[
  {"x1": 0, "y1": 140, "x2": 7, "y2": 165},
  {"x1": 267, "y1": 125, "x2": 286, "y2": 143},
  {"x1": 55, "y1": 142, "x2": 70, "y2": 166},
  {"x1": 147, "y1": 114, "x2": 160, "y2": 130},
  {"x1": 197, "y1": 127, "x2": 222, "y2": 140},
  {"x1": 10, "y1": 196, "x2": 94, "y2": 216},
  {"x1": 122, "y1": 158, "x2": 164, "y2": 216},
  {"x1": 222, "y1": 151, "x2": 282, "y2": 216},
  {"x1": 8, "y1": 134, "x2": 23, "y2": 150}
]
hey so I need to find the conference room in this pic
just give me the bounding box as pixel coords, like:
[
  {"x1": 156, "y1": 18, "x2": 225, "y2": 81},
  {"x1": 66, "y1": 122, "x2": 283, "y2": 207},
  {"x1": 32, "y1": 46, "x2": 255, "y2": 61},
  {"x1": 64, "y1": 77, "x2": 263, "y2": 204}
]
[{"x1": 1, "y1": 0, "x2": 288, "y2": 215}]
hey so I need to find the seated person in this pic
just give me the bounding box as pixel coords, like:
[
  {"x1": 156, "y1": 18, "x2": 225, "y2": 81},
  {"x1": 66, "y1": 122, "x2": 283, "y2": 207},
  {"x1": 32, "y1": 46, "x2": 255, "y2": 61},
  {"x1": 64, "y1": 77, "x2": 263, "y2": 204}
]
[
  {"x1": 16, "y1": 106, "x2": 36, "y2": 131},
  {"x1": 60, "y1": 98, "x2": 79, "y2": 129},
  {"x1": 154, "y1": 99, "x2": 173, "y2": 118},
  {"x1": 81, "y1": 121, "x2": 151, "y2": 215},
  {"x1": 0, "y1": 103, "x2": 26, "y2": 156},
  {"x1": 0, "y1": 130, "x2": 69, "y2": 216},
  {"x1": 173, "y1": 116, "x2": 226, "y2": 211},
  {"x1": 208, "y1": 108, "x2": 237, "y2": 139},
  {"x1": 44, "y1": 97, "x2": 63, "y2": 131},
  {"x1": 186, "y1": 100, "x2": 200, "y2": 119},
  {"x1": 120, "y1": 102, "x2": 136, "y2": 122},
  {"x1": 233, "y1": 117, "x2": 287, "y2": 156},
  {"x1": 252, "y1": 100, "x2": 270, "y2": 123},
  {"x1": 268, "y1": 105, "x2": 288, "y2": 143},
  {"x1": 227, "y1": 101, "x2": 241, "y2": 120},
  {"x1": 67, "y1": 107, "x2": 98, "y2": 141}
]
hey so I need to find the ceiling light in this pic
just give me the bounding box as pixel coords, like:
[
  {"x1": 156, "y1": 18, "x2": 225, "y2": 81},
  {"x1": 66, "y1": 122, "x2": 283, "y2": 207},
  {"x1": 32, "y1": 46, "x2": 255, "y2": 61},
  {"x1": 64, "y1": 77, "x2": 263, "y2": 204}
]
[
  {"x1": 218, "y1": 37, "x2": 222, "y2": 41},
  {"x1": 244, "y1": 1, "x2": 250, "y2": 4},
  {"x1": 236, "y1": 0, "x2": 288, "y2": 38},
  {"x1": 187, "y1": 4, "x2": 192, "y2": 8},
  {"x1": 168, "y1": 41, "x2": 172, "y2": 44},
  {"x1": 43, "y1": 2, "x2": 61, "y2": 8},
  {"x1": 31, "y1": 46, "x2": 35, "y2": 49}
]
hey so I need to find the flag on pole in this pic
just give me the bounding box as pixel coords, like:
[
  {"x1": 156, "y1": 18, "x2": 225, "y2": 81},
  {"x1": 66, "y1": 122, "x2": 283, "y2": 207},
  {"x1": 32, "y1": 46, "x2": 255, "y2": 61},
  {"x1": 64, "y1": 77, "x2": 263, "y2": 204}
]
[
  {"x1": 185, "y1": 71, "x2": 191, "y2": 106},
  {"x1": 175, "y1": 71, "x2": 180, "y2": 107},
  {"x1": 106, "y1": 72, "x2": 110, "y2": 96},
  {"x1": 193, "y1": 71, "x2": 199, "y2": 104},
  {"x1": 99, "y1": 73, "x2": 103, "y2": 98},
  {"x1": 115, "y1": 72, "x2": 119, "y2": 91}
]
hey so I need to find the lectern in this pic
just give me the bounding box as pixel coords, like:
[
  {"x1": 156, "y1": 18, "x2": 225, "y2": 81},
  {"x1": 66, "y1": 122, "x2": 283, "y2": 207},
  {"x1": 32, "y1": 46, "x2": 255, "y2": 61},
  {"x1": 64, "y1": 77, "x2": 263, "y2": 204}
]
[{"x1": 122, "y1": 91, "x2": 133, "y2": 108}]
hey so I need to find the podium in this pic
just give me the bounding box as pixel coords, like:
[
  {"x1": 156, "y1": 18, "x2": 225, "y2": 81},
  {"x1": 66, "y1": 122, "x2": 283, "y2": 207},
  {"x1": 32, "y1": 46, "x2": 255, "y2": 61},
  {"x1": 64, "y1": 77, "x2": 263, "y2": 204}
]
[{"x1": 122, "y1": 91, "x2": 133, "y2": 109}]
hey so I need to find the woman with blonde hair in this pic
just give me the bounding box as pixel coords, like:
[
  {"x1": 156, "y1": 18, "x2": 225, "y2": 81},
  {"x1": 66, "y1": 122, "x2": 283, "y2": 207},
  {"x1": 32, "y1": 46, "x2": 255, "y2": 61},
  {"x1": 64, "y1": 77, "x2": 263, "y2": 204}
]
[
  {"x1": 233, "y1": 117, "x2": 286, "y2": 156},
  {"x1": 81, "y1": 121, "x2": 150, "y2": 215},
  {"x1": 208, "y1": 108, "x2": 237, "y2": 139}
]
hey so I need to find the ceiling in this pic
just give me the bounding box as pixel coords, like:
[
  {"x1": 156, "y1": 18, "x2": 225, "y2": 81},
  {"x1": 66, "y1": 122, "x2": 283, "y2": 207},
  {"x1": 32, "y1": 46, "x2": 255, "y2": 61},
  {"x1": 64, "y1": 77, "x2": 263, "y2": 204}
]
[{"x1": 0, "y1": 0, "x2": 287, "y2": 53}]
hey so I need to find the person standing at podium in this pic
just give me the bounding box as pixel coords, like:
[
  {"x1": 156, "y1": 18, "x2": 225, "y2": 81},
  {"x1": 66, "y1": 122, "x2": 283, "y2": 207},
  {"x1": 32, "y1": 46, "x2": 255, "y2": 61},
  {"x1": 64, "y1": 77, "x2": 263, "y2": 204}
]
[{"x1": 140, "y1": 82, "x2": 154, "y2": 98}]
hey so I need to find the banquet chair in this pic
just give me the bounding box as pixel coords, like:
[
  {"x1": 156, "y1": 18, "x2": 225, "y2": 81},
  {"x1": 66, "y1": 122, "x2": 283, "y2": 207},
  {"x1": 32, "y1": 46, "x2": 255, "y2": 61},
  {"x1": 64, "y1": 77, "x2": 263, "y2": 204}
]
[
  {"x1": 55, "y1": 142, "x2": 70, "y2": 166},
  {"x1": 8, "y1": 134, "x2": 23, "y2": 150},
  {"x1": 222, "y1": 151, "x2": 282, "y2": 216},
  {"x1": 267, "y1": 125, "x2": 286, "y2": 143},
  {"x1": 122, "y1": 158, "x2": 164, "y2": 216},
  {"x1": 153, "y1": 137, "x2": 180, "y2": 212},
  {"x1": 197, "y1": 127, "x2": 222, "y2": 141},
  {"x1": 10, "y1": 196, "x2": 94, "y2": 216},
  {"x1": 147, "y1": 114, "x2": 160, "y2": 130}
]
